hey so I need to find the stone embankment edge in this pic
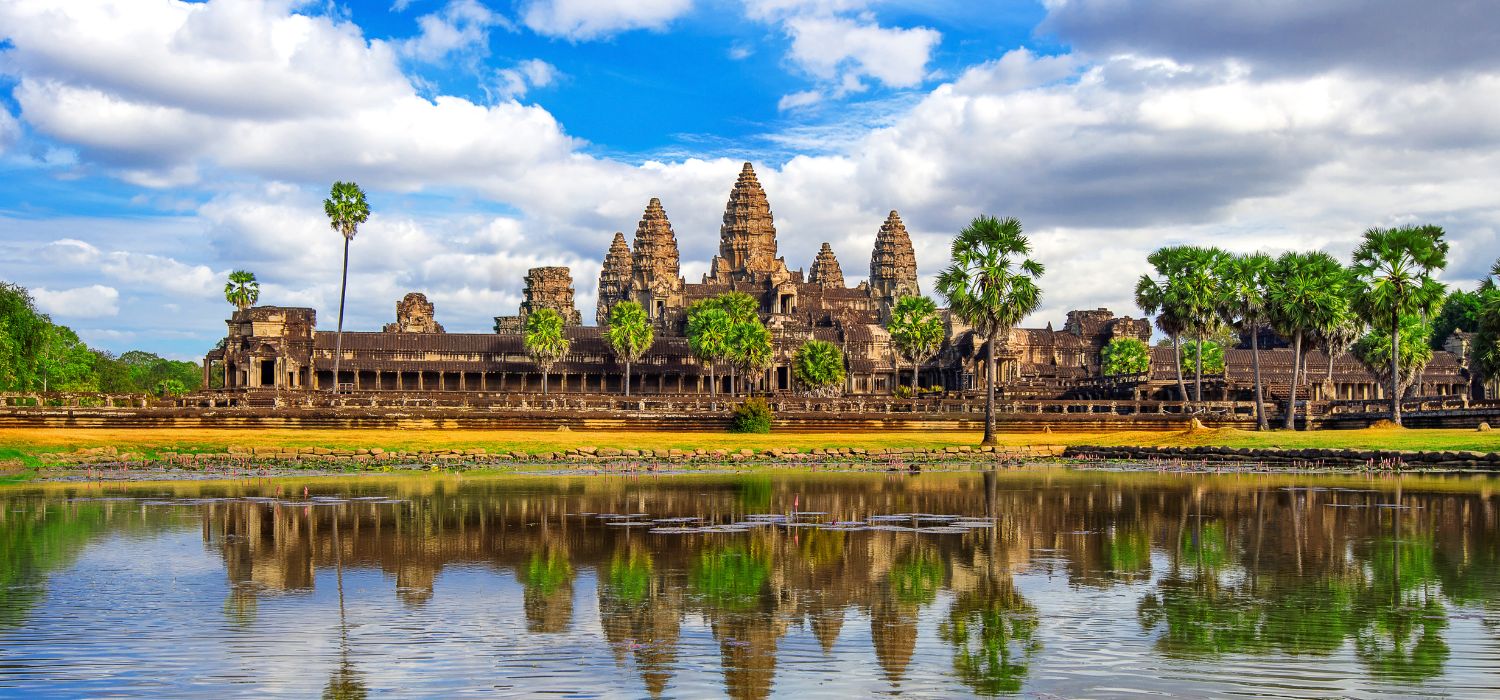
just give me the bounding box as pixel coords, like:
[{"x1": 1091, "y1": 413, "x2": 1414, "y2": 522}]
[{"x1": 1065, "y1": 445, "x2": 1500, "y2": 470}]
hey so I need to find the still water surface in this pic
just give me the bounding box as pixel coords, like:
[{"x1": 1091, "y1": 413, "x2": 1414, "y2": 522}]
[{"x1": 2, "y1": 470, "x2": 1498, "y2": 698}]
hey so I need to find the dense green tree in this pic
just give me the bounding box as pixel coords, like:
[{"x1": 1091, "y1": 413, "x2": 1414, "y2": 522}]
[
  {"x1": 936, "y1": 215, "x2": 1044, "y2": 446},
  {"x1": 1352, "y1": 225, "x2": 1449, "y2": 425},
  {"x1": 1430, "y1": 290, "x2": 1482, "y2": 350},
  {"x1": 605, "y1": 301, "x2": 653, "y2": 397},
  {"x1": 323, "y1": 181, "x2": 370, "y2": 392},
  {"x1": 727, "y1": 320, "x2": 773, "y2": 394},
  {"x1": 686, "y1": 305, "x2": 732, "y2": 397},
  {"x1": 224, "y1": 270, "x2": 260, "y2": 312},
  {"x1": 793, "y1": 339, "x2": 846, "y2": 396},
  {"x1": 36, "y1": 323, "x2": 97, "y2": 392},
  {"x1": 887, "y1": 295, "x2": 944, "y2": 398},
  {"x1": 0, "y1": 282, "x2": 48, "y2": 391},
  {"x1": 1217, "y1": 253, "x2": 1273, "y2": 430},
  {"x1": 1180, "y1": 340, "x2": 1225, "y2": 375},
  {"x1": 1353, "y1": 315, "x2": 1435, "y2": 399},
  {"x1": 1268, "y1": 251, "x2": 1349, "y2": 429},
  {"x1": 523, "y1": 308, "x2": 570, "y2": 395},
  {"x1": 1477, "y1": 259, "x2": 1500, "y2": 380},
  {"x1": 1100, "y1": 337, "x2": 1151, "y2": 376}
]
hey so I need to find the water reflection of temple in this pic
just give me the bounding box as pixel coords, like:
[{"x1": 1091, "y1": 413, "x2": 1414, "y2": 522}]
[{"x1": 186, "y1": 474, "x2": 1499, "y2": 697}]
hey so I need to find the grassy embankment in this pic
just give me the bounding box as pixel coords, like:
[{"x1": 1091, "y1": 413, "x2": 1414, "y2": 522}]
[{"x1": 1, "y1": 425, "x2": 1496, "y2": 471}]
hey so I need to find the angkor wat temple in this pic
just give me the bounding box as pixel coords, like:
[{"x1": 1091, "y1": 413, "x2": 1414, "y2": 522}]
[{"x1": 204, "y1": 163, "x2": 1475, "y2": 404}]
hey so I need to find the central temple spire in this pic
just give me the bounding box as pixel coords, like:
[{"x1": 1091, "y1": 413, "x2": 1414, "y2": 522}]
[{"x1": 709, "y1": 162, "x2": 788, "y2": 283}]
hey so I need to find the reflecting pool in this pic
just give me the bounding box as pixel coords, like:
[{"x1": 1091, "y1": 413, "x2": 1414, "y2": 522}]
[{"x1": 2, "y1": 470, "x2": 1498, "y2": 698}]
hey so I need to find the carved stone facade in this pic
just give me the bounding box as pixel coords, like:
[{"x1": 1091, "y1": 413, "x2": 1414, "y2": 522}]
[
  {"x1": 596, "y1": 232, "x2": 633, "y2": 324},
  {"x1": 520, "y1": 267, "x2": 582, "y2": 326},
  {"x1": 869, "y1": 210, "x2": 919, "y2": 322},
  {"x1": 630, "y1": 198, "x2": 685, "y2": 322},
  {"x1": 708, "y1": 163, "x2": 789, "y2": 284},
  {"x1": 383, "y1": 293, "x2": 444, "y2": 334},
  {"x1": 808, "y1": 243, "x2": 845, "y2": 288}
]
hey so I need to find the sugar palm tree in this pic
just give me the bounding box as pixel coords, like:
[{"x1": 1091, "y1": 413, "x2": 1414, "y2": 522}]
[
  {"x1": 524, "y1": 308, "x2": 570, "y2": 395},
  {"x1": 687, "y1": 305, "x2": 731, "y2": 396},
  {"x1": 936, "y1": 215, "x2": 1045, "y2": 446},
  {"x1": 1177, "y1": 246, "x2": 1230, "y2": 404},
  {"x1": 1477, "y1": 258, "x2": 1500, "y2": 382},
  {"x1": 1217, "y1": 253, "x2": 1273, "y2": 430},
  {"x1": 1136, "y1": 249, "x2": 1192, "y2": 406},
  {"x1": 793, "y1": 339, "x2": 846, "y2": 396},
  {"x1": 887, "y1": 295, "x2": 944, "y2": 404},
  {"x1": 728, "y1": 320, "x2": 773, "y2": 393},
  {"x1": 223, "y1": 270, "x2": 260, "y2": 312},
  {"x1": 1352, "y1": 225, "x2": 1449, "y2": 426},
  {"x1": 605, "y1": 301, "x2": 653, "y2": 397},
  {"x1": 323, "y1": 181, "x2": 369, "y2": 392},
  {"x1": 1268, "y1": 251, "x2": 1348, "y2": 430}
]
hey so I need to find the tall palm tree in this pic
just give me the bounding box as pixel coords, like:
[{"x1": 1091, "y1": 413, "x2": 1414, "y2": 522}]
[
  {"x1": 728, "y1": 320, "x2": 773, "y2": 394},
  {"x1": 1217, "y1": 253, "x2": 1273, "y2": 430},
  {"x1": 605, "y1": 301, "x2": 653, "y2": 397},
  {"x1": 323, "y1": 181, "x2": 369, "y2": 392},
  {"x1": 1476, "y1": 258, "x2": 1500, "y2": 384},
  {"x1": 524, "y1": 308, "x2": 570, "y2": 395},
  {"x1": 1268, "y1": 251, "x2": 1348, "y2": 430},
  {"x1": 223, "y1": 270, "x2": 260, "y2": 312},
  {"x1": 1352, "y1": 225, "x2": 1449, "y2": 425},
  {"x1": 936, "y1": 215, "x2": 1045, "y2": 446},
  {"x1": 687, "y1": 305, "x2": 731, "y2": 396},
  {"x1": 887, "y1": 295, "x2": 944, "y2": 405},
  {"x1": 1166, "y1": 246, "x2": 1230, "y2": 404},
  {"x1": 1136, "y1": 249, "x2": 1192, "y2": 406}
]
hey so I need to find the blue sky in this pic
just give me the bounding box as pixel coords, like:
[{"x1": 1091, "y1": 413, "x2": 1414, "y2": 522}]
[{"x1": 2, "y1": 0, "x2": 1498, "y2": 360}]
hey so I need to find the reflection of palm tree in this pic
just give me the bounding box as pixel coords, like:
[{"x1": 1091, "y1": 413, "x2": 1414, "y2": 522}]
[
  {"x1": 599, "y1": 545, "x2": 680, "y2": 698},
  {"x1": 521, "y1": 546, "x2": 575, "y2": 633},
  {"x1": 938, "y1": 575, "x2": 1040, "y2": 696},
  {"x1": 323, "y1": 509, "x2": 367, "y2": 700}
]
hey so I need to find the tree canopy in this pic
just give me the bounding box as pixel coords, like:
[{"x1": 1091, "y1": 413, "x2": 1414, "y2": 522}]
[
  {"x1": 1101, "y1": 337, "x2": 1151, "y2": 376},
  {"x1": 605, "y1": 301, "x2": 653, "y2": 396},
  {"x1": 224, "y1": 270, "x2": 260, "y2": 311},
  {"x1": 523, "y1": 308, "x2": 570, "y2": 394},
  {"x1": 793, "y1": 339, "x2": 846, "y2": 396}
]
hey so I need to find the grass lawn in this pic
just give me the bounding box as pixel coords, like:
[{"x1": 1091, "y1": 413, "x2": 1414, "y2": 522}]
[{"x1": 0, "y1": 425, "x2": 1496, "y2": 464}]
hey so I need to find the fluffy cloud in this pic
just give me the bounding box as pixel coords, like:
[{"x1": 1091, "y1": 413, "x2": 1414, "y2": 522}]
[
  {"x1": 493, "y1": 59, "x2": 560, "y2": 99},
  {"x1": 1041, "y1": 0, "x2": 1500, "y2": 78},
  {"x1": 399, "y1": 0, "x2": 510, "y2": 63},
  {"x1": 784, "y1": 15, "x2": 940, "y2": 88},
  {"x1": 0, "y1": 0, "x2": 577, "y2": 189},
  {"x1": 519, "y1": 0, "x2": 694, "y2": 40},
  {"x1": 32, "y1": 285, "x2": 120, "y2": 318}
]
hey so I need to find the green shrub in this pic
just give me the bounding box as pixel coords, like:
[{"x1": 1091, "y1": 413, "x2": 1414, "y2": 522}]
[
  {"x1": 730, "y1": 397, "x2": 773, "y2": 433},
  {"x1": 894, "y1": 385, "x2": 914, "y2": 399}
]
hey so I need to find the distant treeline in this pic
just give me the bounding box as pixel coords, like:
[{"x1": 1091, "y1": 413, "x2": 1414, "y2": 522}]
[{"x1": 1, "y1": 282, "x2": 203, "y2": 395}]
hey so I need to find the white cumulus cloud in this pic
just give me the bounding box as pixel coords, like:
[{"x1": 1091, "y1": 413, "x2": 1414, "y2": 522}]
[
  {"x1": 519, "y1": 0, "x2": 694, "y2": 40},
  {"x1": 32, "y1": 285, "x2": 120, "y2": 318},
  {"x1": 494, "y1": 59, "x2": 560, "y2": 99}
]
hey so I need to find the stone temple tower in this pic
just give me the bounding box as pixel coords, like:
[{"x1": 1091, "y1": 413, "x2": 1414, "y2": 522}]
[
  {"x1": 596, "y1": 232, "x2": 633, "y2": 324},
  {"x1": 869, "y1": 210, "x2": 919, "y2": 321},
  {"x1": 808, "y1": 242, "x2": 845, "y2": 288},
  {"x1": 709, "y1": 163, "x2": 788, "y2": 283},
  {"x1": 630, "y1": 197, "x2": 684, "y2": 320}
]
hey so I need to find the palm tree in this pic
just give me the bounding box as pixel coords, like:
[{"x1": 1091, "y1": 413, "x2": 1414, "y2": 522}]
[
  {"x1": 223, "y1": 270, "x2": 260, "y2": 312},
  {"x1": 887, "y1": 295, "x2": 944, "y2": 405},
  {"x1": 323, "y1": 181, "x2": 369, "y2": 392},
  {"x1": 936, "y1": 215, "x2": 1045, "y2": 446},
  {"x1": 605, "y1": 301, "x2": 653, "y2": 397},
  {"x1": 687, "y1": 306, "x2": 731, "y2": 396},
  {"x1": 524, "y1": 308, "x2": 570, "y2": 395},
  {"x1": 1136, "y1": 250, "x2": 1192, "y2": 406},
  {"x1": 728, "y1": 320, "x2": 773, "y2": 394},
  {"x1": 1268, "y1": 251, "x2": 1348, "y2": 430},
  {"x1": 793, "y1": 339, "x2": 846, "y2": 396},
  {"x1": 1178, "y1": 246, "x2": 1230, "y2": 403},
  {"x1": 1217, "y1": 253, "x2": 1274, "y2": 430},
  {"x1": 1477, "y1": 258, "x2": 1500, "y2": 383},
  {"x1": 1352, "y1": 225, "x2": 1449, "y2": 426}
]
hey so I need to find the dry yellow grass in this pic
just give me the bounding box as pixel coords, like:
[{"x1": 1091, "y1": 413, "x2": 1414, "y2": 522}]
[{"x1": 2, "y1": 425, "x2": 1496, "y2": 461}]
